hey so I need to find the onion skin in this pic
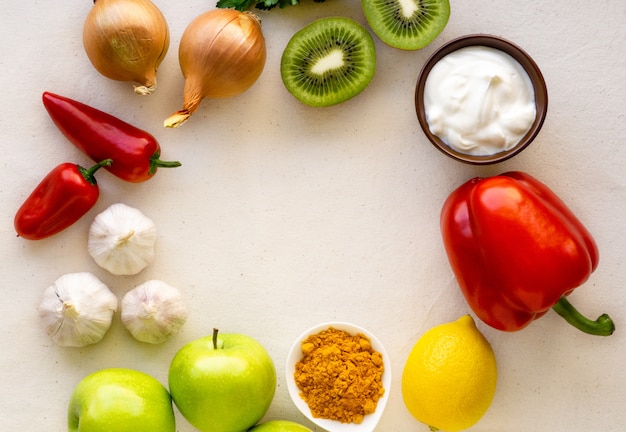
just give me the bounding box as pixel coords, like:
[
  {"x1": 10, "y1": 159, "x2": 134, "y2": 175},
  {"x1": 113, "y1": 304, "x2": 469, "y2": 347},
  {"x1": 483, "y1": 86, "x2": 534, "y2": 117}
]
[
  {"x1": 83, "y1": 0, "x2": 170, "y2": 95},
  {"x1": 164, "y1": 9, "x2": 266, "y2": 128}
]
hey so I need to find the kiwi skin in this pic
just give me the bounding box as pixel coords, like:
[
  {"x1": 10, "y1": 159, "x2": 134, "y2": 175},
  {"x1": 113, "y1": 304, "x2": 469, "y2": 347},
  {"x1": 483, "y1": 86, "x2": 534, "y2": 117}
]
[
  {"x1": 280, "y1": 17, "x2": 376, "y2": 107},
  {"x1": 362, "y1": 0, "x2": 450, "y2": 50}
]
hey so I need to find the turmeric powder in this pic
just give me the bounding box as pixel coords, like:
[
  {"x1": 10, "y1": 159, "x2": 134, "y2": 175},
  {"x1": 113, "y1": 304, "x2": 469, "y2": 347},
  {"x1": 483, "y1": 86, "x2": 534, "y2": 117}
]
[{"x1": 294, "y1": 327, "x2": 385, "y2": 424}]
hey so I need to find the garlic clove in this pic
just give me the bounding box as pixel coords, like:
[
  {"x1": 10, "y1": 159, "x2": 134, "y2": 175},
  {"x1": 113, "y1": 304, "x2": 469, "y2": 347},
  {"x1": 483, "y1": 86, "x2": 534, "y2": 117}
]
[
  {"x1": 88, "y1": 203, "x2": 157, "y2": 276},
  {"x1": 121, "y1": 280, "x2": 188, "y2": 344},
  {"x1": 38, "y1": 272, "x2": 118, "y2": 347}
]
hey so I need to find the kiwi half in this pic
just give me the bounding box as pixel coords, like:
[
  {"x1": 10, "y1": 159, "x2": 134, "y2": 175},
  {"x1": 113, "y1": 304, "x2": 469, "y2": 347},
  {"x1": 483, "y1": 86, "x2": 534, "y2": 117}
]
[
  {"x1": 361, "y1": 0, "x2": 450, "y2": 50},
  {"x1": 280, "y1": 17, "x2": 376, "y2": 107}
]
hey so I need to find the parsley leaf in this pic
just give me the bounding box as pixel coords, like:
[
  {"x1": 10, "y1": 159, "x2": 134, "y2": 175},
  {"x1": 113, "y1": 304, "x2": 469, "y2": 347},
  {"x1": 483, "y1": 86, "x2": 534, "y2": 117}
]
[{"x1": 216, "y1": 0, "x2": 326, "y2": 12}]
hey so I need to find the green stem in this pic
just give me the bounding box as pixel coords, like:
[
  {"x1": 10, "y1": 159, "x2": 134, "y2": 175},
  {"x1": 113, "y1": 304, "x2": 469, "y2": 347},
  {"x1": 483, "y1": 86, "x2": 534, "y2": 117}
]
[
  {"x1": 551, "y1": 296, "x2": 615, "y2": 336},
  {"x1": 153, "y1": 159, "x2": 182, "y2": 168},
  {"x1": 79, "y1": 159, "x2": 113, "y2": 185},
  {"x1": 212, "y1": 328, "x2": 219, "y2": 350},
  {"x1": 150, "y1": 152, "x2": 181, "y2": 175}
]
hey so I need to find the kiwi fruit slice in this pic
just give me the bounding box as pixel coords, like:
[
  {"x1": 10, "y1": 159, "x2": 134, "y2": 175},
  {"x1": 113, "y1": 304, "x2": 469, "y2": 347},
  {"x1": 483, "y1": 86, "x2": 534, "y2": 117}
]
[
  {"x1": 361, "y1": 0, "x2": 450, "y2": 50},
  {"x1": 280, "y1": 17, "x2": 376, "y2": 107}
]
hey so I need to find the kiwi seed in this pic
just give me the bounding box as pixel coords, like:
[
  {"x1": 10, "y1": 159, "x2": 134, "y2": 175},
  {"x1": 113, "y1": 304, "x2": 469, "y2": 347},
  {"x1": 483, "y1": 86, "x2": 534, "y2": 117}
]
[
  {"x1": 280, "y1": 17, "x2": 376, "y2": 107},
  {"x1": 361, "y1": 0, "x2": 450, "y2": 50}
]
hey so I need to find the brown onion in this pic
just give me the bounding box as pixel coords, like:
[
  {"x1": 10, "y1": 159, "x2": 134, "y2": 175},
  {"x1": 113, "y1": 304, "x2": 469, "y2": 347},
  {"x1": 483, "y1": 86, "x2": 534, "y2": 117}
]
[
  {"x1": 83, "y1": 0, "x2": 170, "y2": 95},
  {"x1": 164, "y1": 9, "x2": 266, "y2": 128}
]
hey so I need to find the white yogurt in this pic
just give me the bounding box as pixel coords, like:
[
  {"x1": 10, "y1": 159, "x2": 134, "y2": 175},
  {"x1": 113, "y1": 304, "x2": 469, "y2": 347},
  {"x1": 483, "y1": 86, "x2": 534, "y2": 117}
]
[{"x1": 423, "y1": 45, "x2": 536, "y2": 156}]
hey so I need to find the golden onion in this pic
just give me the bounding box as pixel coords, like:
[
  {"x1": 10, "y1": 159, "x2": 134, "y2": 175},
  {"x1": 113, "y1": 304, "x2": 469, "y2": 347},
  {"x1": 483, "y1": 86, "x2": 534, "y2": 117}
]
[
  {"x1": 83, "y1": 0, "x2": 170, "y2": 95},
  {"x1": 164, "y1": 9, "x2": 266, "y2": 128}
]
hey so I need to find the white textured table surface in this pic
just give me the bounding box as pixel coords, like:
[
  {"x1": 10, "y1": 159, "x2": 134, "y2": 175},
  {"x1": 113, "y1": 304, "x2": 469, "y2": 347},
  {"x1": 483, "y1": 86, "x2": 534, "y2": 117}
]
[{"x1": 1, "y1": 1, "x2": 625, "y2": 431}]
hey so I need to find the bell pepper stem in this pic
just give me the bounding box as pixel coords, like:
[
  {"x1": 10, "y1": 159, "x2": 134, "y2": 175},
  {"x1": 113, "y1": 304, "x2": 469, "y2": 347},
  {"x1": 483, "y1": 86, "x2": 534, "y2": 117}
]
[{"x1": 552, "y1": 296, "x2": 615, "y2": 336}]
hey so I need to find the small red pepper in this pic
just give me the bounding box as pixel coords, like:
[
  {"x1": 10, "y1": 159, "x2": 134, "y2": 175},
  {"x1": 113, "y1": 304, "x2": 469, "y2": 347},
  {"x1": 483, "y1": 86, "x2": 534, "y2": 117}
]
[
  {"x1": 440, "y1": 171, "x2": 615, "y2": 336},
  {"x1": 14, "y1": 159, "x2": 112, "y2": 240},
  {"x1": 42, "y1": 92, "x2": 180, "y2": 183}
]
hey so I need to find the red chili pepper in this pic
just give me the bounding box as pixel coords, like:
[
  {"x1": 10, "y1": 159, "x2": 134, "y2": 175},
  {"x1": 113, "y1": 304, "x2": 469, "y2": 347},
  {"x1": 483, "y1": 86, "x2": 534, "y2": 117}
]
[
  {"x1": 42, "y1": 92, "x2": 180, "y2": 183},
  {"x1": 14, "y1": 160, "x2": 112, "y2": 240},
  {"x1": 440, "y1": 171, "x2": 615, "y2": 336}
]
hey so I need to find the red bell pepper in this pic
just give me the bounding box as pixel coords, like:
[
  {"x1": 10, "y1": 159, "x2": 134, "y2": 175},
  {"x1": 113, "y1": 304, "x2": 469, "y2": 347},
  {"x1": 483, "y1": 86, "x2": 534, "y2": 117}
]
[
  {"x1": 42, "y1": 92, "x2": 180, "y2": 183},
  {"x1": 14, "y1": 160, "x2": 111, "y2": 240},
  {"x1": 440, "y1": 171, "x2": 615, "y2": 336}
]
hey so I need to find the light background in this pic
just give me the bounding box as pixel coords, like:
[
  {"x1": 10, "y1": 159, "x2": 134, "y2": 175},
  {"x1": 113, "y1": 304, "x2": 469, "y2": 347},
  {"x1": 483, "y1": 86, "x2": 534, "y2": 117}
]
[{"x1": 1, "y1": 0, "x2": 624, "y2": 430}]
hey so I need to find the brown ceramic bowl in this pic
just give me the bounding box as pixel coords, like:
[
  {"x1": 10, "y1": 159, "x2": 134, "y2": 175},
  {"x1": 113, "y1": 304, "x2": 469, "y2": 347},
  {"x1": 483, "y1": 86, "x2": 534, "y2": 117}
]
[{"x1": 415, "y1": 34, "x2": 548, "y2": 165}]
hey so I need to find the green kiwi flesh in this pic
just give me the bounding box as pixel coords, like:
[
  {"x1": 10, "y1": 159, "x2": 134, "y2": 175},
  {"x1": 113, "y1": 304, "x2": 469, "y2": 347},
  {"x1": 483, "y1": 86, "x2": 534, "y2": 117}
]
[
  {"x1": 362, "y1": 0, "x2": 450, "y2": 50},
  {"x1": 280, "y1": 17, "x2": 376, "y2": 107}
]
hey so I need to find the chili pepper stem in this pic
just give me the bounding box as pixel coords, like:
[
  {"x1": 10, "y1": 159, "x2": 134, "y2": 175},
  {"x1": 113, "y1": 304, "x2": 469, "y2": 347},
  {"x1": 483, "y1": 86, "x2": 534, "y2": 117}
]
[
  {"x1": 149, "y1": 153, "x2": 182, "y2": 175},
  {"x1": 79, "y1": 159, "x2": 113, "y2": 185},
  {"x1": 552, "y1": 296, "x2": 615, "y2": 336},
  {"x1": 153, "y1": 159, "x2": 182, "y2": 168}
]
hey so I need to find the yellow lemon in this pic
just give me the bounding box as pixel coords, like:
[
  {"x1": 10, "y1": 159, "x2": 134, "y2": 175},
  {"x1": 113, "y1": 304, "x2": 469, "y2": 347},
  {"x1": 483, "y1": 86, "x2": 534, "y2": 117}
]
[{"x1": 401, "y1": 315, "x2": 497, "y2": 431}]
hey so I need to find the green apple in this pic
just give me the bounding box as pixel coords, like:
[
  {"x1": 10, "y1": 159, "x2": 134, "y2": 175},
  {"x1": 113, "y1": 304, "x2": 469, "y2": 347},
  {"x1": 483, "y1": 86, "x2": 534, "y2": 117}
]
[
  {"x1": 68, "y1": 368, "x2": 175, "y2": 432},
  {"x1": 169, "y1": 329, "x2": 277, "y2": 432},
  {"x1": 247, "y1": 420, "x2": 313, "y2": 431}
]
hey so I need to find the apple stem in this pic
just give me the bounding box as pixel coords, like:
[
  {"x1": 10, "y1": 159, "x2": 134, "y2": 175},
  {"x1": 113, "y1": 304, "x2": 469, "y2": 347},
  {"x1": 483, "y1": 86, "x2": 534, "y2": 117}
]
[{"x1": 212, "y1": 328, "x2": 219, "y2": 350}]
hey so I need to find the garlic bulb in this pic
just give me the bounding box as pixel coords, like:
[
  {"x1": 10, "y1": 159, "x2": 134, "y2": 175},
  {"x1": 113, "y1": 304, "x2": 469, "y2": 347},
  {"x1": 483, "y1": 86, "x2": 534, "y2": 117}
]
[
  {"x1": 121, "y1": 280, "x2": 188, "y2": 344},
  {"x1": 88, "y1": 203, "x2": 157, "y2": 276},
  {"x1": 38, "y1": 272, "x2": 118, "y2": 347},
  {"x1": 164, "y1": 9, "x2": 266, "y2": 128},
  {"x1": 83, "y1": 0, "x2": 170, "y2": 95}
]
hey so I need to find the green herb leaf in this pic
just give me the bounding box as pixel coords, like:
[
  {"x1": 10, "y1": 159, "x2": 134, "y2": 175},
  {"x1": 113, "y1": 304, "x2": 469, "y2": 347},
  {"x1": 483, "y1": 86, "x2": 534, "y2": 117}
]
[
  {"x1": 216, "y1": 0, "x2": 257, "y2": 11},
  {"x1": 216, "y1": 0, "x2": 326, "y2": 12}
]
